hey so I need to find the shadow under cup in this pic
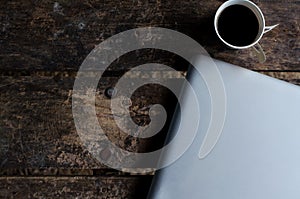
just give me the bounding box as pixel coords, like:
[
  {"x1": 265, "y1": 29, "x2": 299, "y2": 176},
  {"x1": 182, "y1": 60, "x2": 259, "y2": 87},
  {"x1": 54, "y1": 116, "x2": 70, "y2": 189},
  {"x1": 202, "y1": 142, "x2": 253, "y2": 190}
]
[{"x1": 214, "y1": 0, "x2": 266, "y2": 49}]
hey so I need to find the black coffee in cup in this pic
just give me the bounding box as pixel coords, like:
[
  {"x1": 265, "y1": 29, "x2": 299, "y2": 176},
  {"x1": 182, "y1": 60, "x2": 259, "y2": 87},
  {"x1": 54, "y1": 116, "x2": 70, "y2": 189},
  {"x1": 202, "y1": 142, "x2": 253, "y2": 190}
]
[{"x1": 217, "y1": 5, "x2": 259, "y2": 47}]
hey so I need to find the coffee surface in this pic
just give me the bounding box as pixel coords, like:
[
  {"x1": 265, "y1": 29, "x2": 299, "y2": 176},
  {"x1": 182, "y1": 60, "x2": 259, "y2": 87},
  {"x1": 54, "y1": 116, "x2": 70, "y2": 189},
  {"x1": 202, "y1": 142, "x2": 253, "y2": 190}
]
[{"x1": 218, "y1": 5, "x2": 259, "y2": 47}]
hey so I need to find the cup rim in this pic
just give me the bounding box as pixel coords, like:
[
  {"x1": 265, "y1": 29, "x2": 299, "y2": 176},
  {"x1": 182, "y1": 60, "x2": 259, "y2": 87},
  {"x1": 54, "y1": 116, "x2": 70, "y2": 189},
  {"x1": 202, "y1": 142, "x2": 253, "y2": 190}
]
[{"x1": 214, "y1": 0, "x2": 266, "y2": 49}]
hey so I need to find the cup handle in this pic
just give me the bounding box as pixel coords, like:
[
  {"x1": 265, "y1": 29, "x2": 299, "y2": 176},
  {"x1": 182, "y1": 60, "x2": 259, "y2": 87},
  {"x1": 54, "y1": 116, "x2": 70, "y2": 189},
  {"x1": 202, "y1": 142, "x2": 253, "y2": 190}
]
[
  {"x1": 264, "y1": 24, "x2": 279, "y2": 34},
  {"x1": 252, "y1": 43, "x2": 266, "y2": 63}
]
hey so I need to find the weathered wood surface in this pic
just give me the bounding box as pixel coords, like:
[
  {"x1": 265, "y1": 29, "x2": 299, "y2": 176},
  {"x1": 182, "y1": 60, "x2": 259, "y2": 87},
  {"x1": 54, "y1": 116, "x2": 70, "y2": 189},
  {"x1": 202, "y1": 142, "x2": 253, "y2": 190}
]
[
  {"x1": 0, "y1": 75, "x2": 180, "y2": 169},
  {"x1": 1, "y1": 72, "x2": 300, "y2": 170},
  {"x1": 0, "y1": 176, "x2": 152, "y2": 199},
  {"x1": 0, "y1": 0, "x2": 299, "y2": 72},
  {"x1": 0, "y1": 0, "x2": 299, "y2": 198}
]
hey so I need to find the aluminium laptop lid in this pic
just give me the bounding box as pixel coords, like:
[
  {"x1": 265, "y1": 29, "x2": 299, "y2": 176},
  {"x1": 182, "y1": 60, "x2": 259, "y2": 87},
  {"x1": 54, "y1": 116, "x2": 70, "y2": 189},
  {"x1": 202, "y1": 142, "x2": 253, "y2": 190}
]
[{"x1": 148, "y1": 55, "x2": 300, "y2": 199}]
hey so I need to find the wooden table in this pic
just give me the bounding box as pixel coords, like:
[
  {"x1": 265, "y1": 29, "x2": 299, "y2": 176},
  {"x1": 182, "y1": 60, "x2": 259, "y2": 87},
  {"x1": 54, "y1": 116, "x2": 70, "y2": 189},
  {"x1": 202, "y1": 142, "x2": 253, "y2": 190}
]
[{"x1": 0, "y1": 0, "x2": 299, "y2": 198}]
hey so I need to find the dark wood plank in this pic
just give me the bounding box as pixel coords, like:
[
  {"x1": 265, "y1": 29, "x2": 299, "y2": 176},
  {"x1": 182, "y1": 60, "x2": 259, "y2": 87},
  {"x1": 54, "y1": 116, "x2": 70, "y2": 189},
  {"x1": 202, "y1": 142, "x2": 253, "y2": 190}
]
[
  {"x1": 0, "y1": 76, "x2": 101, "y2": 168},
  {"x1": 1, "y1": 72, "x2": 300, "y2": 170},
  {"x1": 0, "y1": 0, "x2": 298, "y2": 72},
  {"x1": 0, "y1": 176, "x2": 153, "y2": 199},
  {"x1": 0, "y1": 74, "x2": 180, "y2": 169},
  {"x1": 0, "y1": 1, "x2": 298, "y2": 197}
]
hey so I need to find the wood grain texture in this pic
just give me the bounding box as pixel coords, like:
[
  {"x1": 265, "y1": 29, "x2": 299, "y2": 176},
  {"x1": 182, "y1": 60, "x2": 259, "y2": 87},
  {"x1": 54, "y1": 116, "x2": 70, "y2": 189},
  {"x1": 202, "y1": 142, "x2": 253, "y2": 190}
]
[
  {"x1": 1, "y1": 72, "x2": 299, "y2": 169},
  {"x1": 0, "y1": 0, "x2": 299, "y2": 198},
  {"x1": 0, "y1": 74, "x2": 181, "y2": 169},
  {"x1": 0, "y1": 176, "x2": 152, "y2": 199},
  {"x1": 0, "y1": 0, "x2": 299, "y2": 72}
]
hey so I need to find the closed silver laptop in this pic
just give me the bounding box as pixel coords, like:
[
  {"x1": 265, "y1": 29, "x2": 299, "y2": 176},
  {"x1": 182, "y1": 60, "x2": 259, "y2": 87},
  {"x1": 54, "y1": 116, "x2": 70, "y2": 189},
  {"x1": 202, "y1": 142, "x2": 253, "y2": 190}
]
[{"x1": 148, "y1": 55, "x2": 300, "y2": 199}]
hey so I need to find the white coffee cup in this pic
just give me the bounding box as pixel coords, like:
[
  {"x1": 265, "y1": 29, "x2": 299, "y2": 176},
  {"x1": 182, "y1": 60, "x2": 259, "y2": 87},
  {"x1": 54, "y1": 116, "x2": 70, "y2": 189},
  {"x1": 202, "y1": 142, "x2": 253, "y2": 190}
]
[{"x1": 214, "y1": 0, "x2": 279, "y2": 63}]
